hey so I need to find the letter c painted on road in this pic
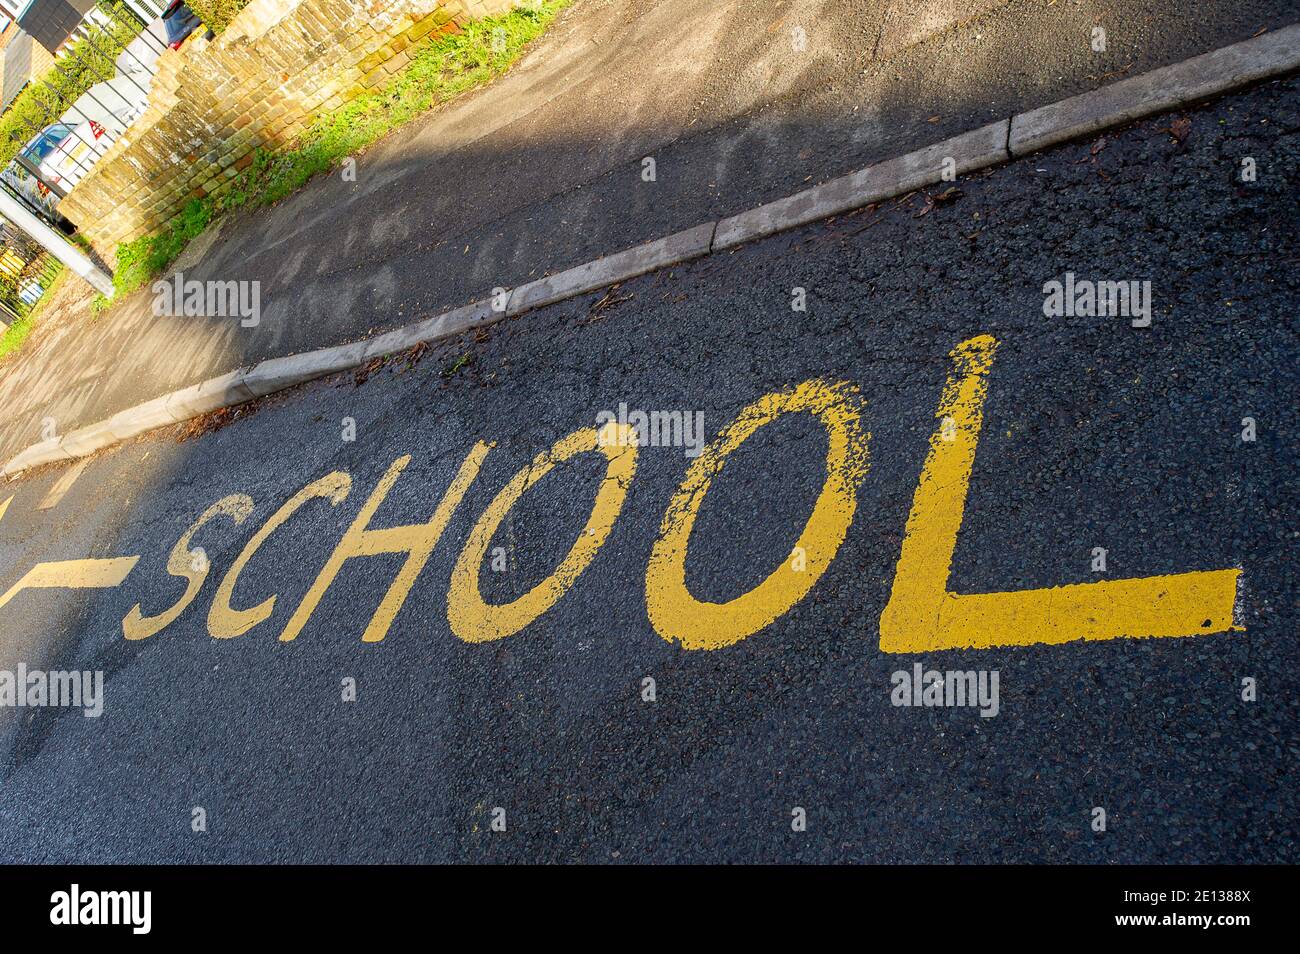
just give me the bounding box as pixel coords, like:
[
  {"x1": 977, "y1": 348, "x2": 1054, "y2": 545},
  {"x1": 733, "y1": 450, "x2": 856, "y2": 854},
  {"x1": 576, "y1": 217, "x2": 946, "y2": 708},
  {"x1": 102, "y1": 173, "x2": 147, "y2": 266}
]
[{"x1": 207, "y1": 472, "x2": 351, "y2": 638}]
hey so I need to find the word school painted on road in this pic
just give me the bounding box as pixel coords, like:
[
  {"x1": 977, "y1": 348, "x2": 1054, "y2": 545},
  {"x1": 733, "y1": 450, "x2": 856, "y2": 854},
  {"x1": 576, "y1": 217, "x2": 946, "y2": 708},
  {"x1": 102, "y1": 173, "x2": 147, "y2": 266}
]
[{"x1": 0, "y1": 336, "x2": 1242, "y2": 653}]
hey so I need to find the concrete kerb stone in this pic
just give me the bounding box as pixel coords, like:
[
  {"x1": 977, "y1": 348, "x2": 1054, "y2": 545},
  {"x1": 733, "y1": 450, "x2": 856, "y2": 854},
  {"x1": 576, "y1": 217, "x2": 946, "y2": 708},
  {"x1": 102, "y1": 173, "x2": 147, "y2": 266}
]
[
  {"x1": 361, "y1": 298, "x2": 498, "y2": 361},
  {"x1": 1010, "y1": 24, "x2": 1300, "y2": 156},
  {"x1": 1, "y1": 438, "x2": 73, "y2": 477},
  {"x1": 359, "y1": 318, "x2": 443, "y2": 362},
  {"x1": 105, "y1": 395, "x2": 186, "y2": 442},
  {"x1": 57, "y1": 420, "x2": 119, "y2": 459},
  {"x1": 715, "y1": 121, "x2": 1009, "y2": 250},
  {"x1": 242, "y1": 341, "x2": 370, "y2": 397},
  {"x1": 507, "y1": 222, "x2": 718, "y2": 315},
  {"x1": 163, "y1": 369, "x2": 258, "y2": 419}
]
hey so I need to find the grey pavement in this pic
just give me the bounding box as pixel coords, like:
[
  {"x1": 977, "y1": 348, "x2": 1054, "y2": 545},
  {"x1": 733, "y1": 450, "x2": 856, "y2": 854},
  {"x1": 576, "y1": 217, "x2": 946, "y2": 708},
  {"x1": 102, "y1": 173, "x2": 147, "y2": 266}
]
[
  {"x1": 0, "y1": 76, "x2": 1294, "y2": 863},
  {"x1": 0, "y1": 0, "x2": 1296, "y2": 466}
]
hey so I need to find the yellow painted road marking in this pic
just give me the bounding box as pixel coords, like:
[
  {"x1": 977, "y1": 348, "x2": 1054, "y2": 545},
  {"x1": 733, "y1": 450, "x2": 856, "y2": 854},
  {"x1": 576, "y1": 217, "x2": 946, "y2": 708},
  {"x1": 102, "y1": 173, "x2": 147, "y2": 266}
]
[
  {"x1": 37, "y1": 459, "x2": 89, "y2": 511},
  {"x1": 0, "y1": 494, "x2": 139, "y2": 613},
  {"x1": 448, "y1": 423, "x2": 637, "y2": 643},
  {"x1": 208, "y1": 472, "x2": 351, "y2": 639},
  {"x1": 281, "y1": 443, "x2": 491, "y2": 644},
  {"x1": 645, "y1": 379, "x2": 870, "y2": 651},
  {"x1": 0, "y1": 337, "x2": 1245, "y2": 656},
  {"x1": 878, "y1": 334, "x2": 1241, "y2": 653},
  {"x1": 0, "y1": 557, "x2": 140, "y2": 612},
  {"x1": 122, "y1": 494, "x2": 255, "y2": 640}
]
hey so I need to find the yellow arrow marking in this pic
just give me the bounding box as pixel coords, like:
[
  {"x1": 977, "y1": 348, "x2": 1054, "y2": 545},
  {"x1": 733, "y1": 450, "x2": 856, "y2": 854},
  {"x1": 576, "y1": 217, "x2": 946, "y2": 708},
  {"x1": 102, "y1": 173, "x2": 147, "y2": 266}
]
[
  {"x1": 0, "y1": 494, "x2": 139, "y2": 613},
  {"x1": 879, "y1": 334, "x2": 1241, "y2": 653},
  {"x1": 0, "y1": 558, "x2": 140, "y2": 613}
]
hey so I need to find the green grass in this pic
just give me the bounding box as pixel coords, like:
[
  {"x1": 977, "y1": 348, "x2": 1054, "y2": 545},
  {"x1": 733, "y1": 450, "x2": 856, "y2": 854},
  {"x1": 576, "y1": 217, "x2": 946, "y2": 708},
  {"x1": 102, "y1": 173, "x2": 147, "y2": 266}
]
[
  {"x1": 0, "y1": 313, "x2": 36, "y2": 361},
  {"x1": 186, "y1": 0, "x2": 252, "y2": 35},
  {"x1": 100, "y1": 1, "x2": 569, "y2": 306},
  {"x1": 108, "y1": 197, "x2": 214, "y2": 305},
  {"x1": 0, "y1": 265, "x2": 70, "y2": 361}
]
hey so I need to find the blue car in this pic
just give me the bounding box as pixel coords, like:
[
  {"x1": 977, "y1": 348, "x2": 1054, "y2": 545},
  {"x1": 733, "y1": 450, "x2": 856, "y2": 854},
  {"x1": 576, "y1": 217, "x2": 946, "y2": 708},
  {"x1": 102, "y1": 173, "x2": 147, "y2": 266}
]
[{"x1": 163, "y1": 1, "x2": 205, "y2": 50}]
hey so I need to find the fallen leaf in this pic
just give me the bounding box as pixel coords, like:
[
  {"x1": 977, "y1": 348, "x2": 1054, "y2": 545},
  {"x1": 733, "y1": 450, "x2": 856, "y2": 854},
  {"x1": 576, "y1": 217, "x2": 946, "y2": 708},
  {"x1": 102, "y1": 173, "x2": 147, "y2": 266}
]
[{"x1": 353, "y1": 357, "x2": 385, "y2": 386}]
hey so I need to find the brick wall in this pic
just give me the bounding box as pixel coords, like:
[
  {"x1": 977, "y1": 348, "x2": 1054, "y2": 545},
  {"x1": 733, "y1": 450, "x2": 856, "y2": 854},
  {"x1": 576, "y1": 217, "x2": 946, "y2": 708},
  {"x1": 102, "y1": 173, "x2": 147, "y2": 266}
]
[{"x1": 58, "y1": 0, "x2": 523, "y2": 258}]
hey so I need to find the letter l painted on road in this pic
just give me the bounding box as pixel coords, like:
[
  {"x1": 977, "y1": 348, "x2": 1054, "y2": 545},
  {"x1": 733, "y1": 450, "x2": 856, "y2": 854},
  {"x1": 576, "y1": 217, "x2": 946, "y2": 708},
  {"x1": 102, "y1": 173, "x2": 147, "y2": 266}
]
[{"x1": 879, "y1": 335, "x2": 1242, "y2": 652}]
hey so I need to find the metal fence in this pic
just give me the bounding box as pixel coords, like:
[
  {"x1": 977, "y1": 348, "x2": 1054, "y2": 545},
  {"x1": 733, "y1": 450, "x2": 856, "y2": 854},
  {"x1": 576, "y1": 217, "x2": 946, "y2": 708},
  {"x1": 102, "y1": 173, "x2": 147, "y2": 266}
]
[
  {"x1": 0, "y1": 220, "x2": 65, "y2": 323},
  {"x1": 1, "y1": 0, "x2": 171, "y2": 230}
]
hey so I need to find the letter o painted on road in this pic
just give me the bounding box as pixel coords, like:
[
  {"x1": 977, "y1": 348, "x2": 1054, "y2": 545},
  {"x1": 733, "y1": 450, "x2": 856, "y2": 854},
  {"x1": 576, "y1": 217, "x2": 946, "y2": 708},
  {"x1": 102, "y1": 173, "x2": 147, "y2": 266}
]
[
  {"x1": 645, "y1": 379, "x2": 869, "y2": 650},
  {"x1": 447, "y1": 423, "x2": 638, "y2": 643}
]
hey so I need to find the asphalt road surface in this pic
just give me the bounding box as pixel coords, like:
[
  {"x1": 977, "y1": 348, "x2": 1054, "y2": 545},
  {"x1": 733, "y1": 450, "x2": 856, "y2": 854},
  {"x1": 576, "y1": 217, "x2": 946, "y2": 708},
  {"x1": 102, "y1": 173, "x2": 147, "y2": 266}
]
[{"x1": 0, "y1": 77, "x2": 1295, "y2": 863}]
